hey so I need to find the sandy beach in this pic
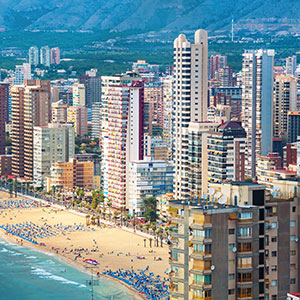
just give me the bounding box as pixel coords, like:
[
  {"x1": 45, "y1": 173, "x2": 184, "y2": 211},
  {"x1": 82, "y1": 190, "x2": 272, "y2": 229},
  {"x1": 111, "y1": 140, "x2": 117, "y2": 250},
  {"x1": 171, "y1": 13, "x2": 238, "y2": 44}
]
[{"x1": 0, "y1": 190, "x2": 169, "y2": 299}]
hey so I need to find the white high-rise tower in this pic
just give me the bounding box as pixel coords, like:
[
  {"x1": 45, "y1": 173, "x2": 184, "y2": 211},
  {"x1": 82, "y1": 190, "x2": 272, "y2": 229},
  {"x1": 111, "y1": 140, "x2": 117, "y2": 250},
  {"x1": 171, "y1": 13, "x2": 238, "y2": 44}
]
[
  {"x1": 173, "y1": 29, "x2": 208, "y2": 200},
  {"x1": 241, "y1": 49, "x2": 274, "y2": 178}
]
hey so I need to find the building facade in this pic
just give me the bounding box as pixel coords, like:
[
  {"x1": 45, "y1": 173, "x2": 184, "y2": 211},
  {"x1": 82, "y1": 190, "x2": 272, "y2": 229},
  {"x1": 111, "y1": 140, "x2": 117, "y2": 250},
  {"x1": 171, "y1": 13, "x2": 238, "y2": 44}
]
[
  {"x1": 173, "y1": 29, "x2": 208, "y2": 200},
  {"x1": 241, "y1": 49, "x2": 274, "y2": 177}
]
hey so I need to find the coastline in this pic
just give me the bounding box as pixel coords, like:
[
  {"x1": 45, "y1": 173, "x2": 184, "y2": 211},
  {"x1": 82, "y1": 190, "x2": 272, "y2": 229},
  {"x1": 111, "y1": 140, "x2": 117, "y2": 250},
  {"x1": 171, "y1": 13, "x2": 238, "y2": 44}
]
[{"x1": 0, "y1": 229, "x2": 145, "y2": 300}]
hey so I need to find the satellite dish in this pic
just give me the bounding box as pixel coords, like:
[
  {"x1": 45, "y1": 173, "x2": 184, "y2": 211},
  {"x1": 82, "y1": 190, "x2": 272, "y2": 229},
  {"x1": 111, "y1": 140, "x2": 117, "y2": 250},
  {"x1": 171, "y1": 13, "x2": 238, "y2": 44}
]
[
  {"x1": 215, "y1": 192, "x2": 222, "y2": 199},
  {"x1": 208, "y1": 188, "x2": 215, "y2": 195},
  {"x1": 210, "y1": 265, "x2": 215, "y2": 271},
  {"x1": 232, "y1": 247, "x2": 237, "y2": 253},
  {"x1": 218, "y1": 196, "x2": 227, "y2": 204},
  {"x1": 296, "y1": 238, "x2": 299, "y2": 242}
]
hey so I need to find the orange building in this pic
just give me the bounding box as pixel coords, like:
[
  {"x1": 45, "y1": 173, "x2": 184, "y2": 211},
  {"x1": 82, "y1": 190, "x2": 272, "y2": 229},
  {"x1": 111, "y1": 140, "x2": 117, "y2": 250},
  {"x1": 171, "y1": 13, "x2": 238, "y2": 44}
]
[{"x1": 46, "y1": 159, "x2": 93, "y2": 192}]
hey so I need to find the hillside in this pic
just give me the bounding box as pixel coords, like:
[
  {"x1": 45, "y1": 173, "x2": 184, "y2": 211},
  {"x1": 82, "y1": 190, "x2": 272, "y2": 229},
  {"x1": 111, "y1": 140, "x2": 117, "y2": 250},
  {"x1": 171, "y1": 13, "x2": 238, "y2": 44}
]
[{"x1": 0, "y1": 0, "x2": 299, "y2": 34}]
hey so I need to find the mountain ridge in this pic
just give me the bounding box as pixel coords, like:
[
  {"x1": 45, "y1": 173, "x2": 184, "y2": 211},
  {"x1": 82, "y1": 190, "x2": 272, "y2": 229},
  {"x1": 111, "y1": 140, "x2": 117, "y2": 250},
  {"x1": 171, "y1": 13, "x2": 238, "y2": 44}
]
[{"x1": 0, "y1": 0, "x2": 299, "y2": 34}]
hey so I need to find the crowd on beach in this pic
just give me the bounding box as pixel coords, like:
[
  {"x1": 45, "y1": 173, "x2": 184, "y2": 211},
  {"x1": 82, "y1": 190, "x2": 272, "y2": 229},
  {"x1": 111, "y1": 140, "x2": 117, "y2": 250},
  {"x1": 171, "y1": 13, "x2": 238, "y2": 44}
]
[
  {"x1": 0, "y1": 198, "x2": 39, "y2": 210},
  {"x1": 0, "y1": 221, "x2": 93, "y2": 244},
  {"x1": 103, "y1": 267, "x2": 169, "y2": 300}
]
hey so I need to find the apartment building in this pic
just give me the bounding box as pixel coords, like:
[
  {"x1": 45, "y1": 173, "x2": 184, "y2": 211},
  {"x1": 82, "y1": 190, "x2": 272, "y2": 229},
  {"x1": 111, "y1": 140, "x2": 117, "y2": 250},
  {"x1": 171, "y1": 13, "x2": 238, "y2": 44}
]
[
  {"x1": 67, "y1": 106, "x2": 88, "y2": 137},
  {"x1": 128, "y1": 158, "x2": 173, "y2": 215},
  {"x1": 33, "y1": 123, "x2": 75, "y2": 185},
  {"x1": 51, "y1": 100, "x2": 68, "y2": 123},
  {"x1": 173, "y1": 29, "x2": 208, "y2": 200},
  {"x1": 11, "y1": 80, "x2": 51, "y2": 180},
  {"x1": 0, "y1": 83, "x2": 9, "y2": 154}
]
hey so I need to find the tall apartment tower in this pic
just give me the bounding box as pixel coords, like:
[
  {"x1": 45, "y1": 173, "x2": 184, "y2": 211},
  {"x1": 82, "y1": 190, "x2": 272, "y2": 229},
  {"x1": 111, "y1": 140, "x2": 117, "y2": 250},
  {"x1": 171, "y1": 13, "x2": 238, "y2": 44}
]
[
  {"x1": 50, "y1": 47, "x2": 60, "y2": 65},
  {"x1": 241, "y1": 49, "x2": 274, "y2": 178},
  {"x1": 173, "y1": 29, "x2": 208, "y2": 200},
  {"x1": 67, "y1": 106, "x2": 88, "y2": 137},
  {"x1": 14, "y1": 63, "x2": 31, "y2": 85},
  {"x1": 273, "y1": 75, "x2": 297, "y2": 143},
  {"x1": 0, "y1": 83, "x2": 9, "y2": 155},
  {"x1": 33, "y1": 123, "x2": 75, "y2": 185},
  {"x1": 286, "y1": 55, "x2": 297, "y2": 76},
  {"x1": 79, "y1": 69, "x2": 101, "y2": 108},
  {"x1": 103, "y1": 81, "x2": 144, "y2": 208},
  {"x1": 40, "y1": 46, "x2": 50, "y2": 67},
  {"x1": 72, "y1": 83, "x2": 86, "y2": 107},
  {"x1": 210, "y1": 54, "x2": 227, "y2": 79},
  {"x1": 11, "y1": 80, "x2": 51, "y2": 179},
  {"x1": 28, "y1": 46, "x2": 39, "y2": 66}
]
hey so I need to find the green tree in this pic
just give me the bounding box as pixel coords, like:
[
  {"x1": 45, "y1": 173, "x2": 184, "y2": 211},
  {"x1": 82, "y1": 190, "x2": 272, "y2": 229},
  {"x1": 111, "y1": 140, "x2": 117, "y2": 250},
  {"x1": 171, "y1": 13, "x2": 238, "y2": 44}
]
[{"x1": 143, "y1": 196, "x2": 158, "y2": 223}]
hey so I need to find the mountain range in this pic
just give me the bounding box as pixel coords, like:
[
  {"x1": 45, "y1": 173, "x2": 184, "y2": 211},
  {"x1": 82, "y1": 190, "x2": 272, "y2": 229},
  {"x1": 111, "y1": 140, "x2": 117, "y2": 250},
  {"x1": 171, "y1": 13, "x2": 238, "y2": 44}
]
[{"x1": 0, "y1": 0, "x2": 299, "y2": 34}]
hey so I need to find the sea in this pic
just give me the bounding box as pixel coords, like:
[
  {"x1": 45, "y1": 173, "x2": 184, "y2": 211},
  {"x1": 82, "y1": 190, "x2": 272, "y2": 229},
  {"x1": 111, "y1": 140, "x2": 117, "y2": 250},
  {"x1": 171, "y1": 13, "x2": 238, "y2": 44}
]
[{"x1": 0, "y1": 238, "x2": 134, "y2": 300}]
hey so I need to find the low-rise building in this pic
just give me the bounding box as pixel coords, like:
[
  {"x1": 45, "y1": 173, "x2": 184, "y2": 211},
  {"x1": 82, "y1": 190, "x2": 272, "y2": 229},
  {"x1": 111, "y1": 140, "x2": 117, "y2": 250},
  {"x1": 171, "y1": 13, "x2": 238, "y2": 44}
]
[
  {"x1": 128, "y1": 158, "x2": 174, "y2": 215},
  {"x1": 46, "y1": 159, "x2": 93, "y2": 192},
  {"x1": 0, "y1": 155, "x2": 12, "y2": 176}
]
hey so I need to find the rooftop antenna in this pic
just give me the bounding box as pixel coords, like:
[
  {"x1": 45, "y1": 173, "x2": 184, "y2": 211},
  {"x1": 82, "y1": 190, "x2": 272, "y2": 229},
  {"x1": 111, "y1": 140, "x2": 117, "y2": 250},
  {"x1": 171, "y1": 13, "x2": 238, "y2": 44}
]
[{"x1": 231, "y1": 18, "x2": 234, "y2": 42}]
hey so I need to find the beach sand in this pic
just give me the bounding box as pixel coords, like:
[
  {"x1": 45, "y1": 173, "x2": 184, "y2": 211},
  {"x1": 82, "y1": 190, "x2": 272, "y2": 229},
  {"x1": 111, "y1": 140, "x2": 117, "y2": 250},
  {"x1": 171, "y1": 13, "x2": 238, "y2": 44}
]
[{"x1": 0, "y1": 191, "x2": 169, "y2": 280}]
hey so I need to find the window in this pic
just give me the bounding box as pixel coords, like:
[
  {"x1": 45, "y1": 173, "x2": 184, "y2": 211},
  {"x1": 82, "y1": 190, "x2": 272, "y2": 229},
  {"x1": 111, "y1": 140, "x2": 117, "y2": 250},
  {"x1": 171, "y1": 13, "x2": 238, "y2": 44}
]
[
  {"x1": 228, "y1": 289, "x2": 235, "y2": 295},
  {"x1": 271, "y1": 222, "x2": 277, "y2": 229},
  {"x1": 238, "y1": 227, "x2": 252, "y2": 237},
  {"x1": 271, "y1": 237, "x2": 277, "y2": 242},
  {"x1": 271, "y1": 265, "x2": 277, "y2": 271},
  {"x1": 291, "y1": 235, "x2": 295, "y2": 241},
  {"x1": 271, "y1": 296, "x2": 277, "y2": 300},
  {"x1": 271, "y1": 280, "x2": 277, "y2": 287},
  {"x1": 291, "y1": 278, "x2": 296, "y2": 284},
  {"x1": 271, "y1": 251, "x2": 277, "y2": 257},
  {"x1": 291, "y1": 221, "x2": 296, "y2": 227},
  {"x1": 194, "y1": 274, "x2": 211, "y2": 284},
  {"x1": 228, "y1": 274, "x2": 234, "y2": 280},
  {"x1": 238, "y1": 212, "x2": 252, "y2": 219},
  {"x1": 292, "y1": 206, "x2": 296, "y2": 212},
  {"x1": 229, "y1": 228, "x2": 235, "y2": 235},
  {"x1": 291, "y1": 250, "x2": 296, "y2": 256}
]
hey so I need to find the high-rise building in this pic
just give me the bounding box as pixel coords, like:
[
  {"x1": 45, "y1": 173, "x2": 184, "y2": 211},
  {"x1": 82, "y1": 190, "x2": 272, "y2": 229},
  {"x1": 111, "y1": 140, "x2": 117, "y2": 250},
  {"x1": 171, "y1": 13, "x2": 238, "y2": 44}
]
[
  {"x1": 286, "y1": 55, "x2": 297, "y2": 76},
  {"x1": 173, "y1": 29, "x2": 208, "y2": 200},
  {"x1": 273, "y1": 75, "x2": 297, "y2": 142},
  {"x1": 72, "y1": 83, "x2": 86, "y2": 107},
  {"x1": 28, "y1": 46, "x2": 39, "y2": 66},
  {"x1": 67, "y1": 106, "x2": 88, "y2": 137},
  {"x1": 210, "y1": 54, "x2": 227, "y2": 79},
  {"x1": 0, "y1": 83, "x2": 9, "y2": 155},
  {"x1": 50, "y1": 47, "x2": 60, "y2": 65},
  {"x1": 91, "y1": 102, "x2": 101, "y2": 140},
  {"x1": 206, "y1": 121, "x2": 246, "y2": 186},
  {"x1": 132, "y1": 60, "x2": 159, "y2": 82},
  {"x1": 128, "y1": 157, "x2": 174, "y2": 215},
  {"x1": 14, "y1": 63, "x2": 31, "y2": 85},
  {"x1": 40, "y1": 46, "x2": 50, "y2": 67},
  {"x1": 11, "y1": 80, "x2": 51, "y2": 179},
  {"x1": 241, "y1": 49, "x2": 274, "y2": 178},
  {"x1": 103, "y1": 81, "x2": 144, "y2": 208},
  {"x1": 217, "y1": 65, "x2": 233, "y2": 87},
  {"x1": 0, "y1": 155, "x2": 12, "y2": 176},
  {"x1": 144, "y1": 83, "x2": 164, "y2": 136},
  {"x1": 161, "y1": 76, "x2": 173, "y2": 159},
  {"x1": 168, "y1": 182, "x2": 266, "y2": 300},
  {"x1": 185, "y1": 122, "x2": 217, "y2": 200},
  {"x1": 33, "y1": 123, "x2": 75, "y2": 185},
  {"x1": 79, "y1": 69, "x2": 101, "y2": 108},
  {"x1": 288, "y1": 111, "x2": 300, "y2": 143},
  {"x1": 51, "y1": 100, "x2": 68, "y2": 123}
]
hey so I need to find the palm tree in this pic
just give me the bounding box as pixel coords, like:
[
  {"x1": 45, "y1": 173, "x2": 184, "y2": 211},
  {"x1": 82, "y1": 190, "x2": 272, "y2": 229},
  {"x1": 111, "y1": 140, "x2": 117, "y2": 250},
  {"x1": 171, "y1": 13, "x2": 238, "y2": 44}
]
[
  {"x1": 107, "y1": 200, "x2": 112, "y2": 222},
  {"x1": 143, "y1": 238, "x2": 147, "y2": 247},
  {"x1": 149, "y1": 238, "x2": 153, "y2": 248},
  {"x1": 86, "y1": 215, "x2": 90, "y2": 226}
]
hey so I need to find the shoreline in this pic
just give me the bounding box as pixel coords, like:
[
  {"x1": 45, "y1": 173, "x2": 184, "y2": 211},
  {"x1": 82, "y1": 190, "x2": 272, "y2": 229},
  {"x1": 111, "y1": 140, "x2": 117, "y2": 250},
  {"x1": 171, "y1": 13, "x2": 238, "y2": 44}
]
[{"x1": 0, "y1": 229, "x2": 145, "y2": 300}]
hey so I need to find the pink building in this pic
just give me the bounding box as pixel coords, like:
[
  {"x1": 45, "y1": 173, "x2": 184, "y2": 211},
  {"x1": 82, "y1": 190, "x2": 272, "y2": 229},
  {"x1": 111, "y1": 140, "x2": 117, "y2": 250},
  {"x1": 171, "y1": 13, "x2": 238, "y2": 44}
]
[
  {"x1": 50, "y1": 47, "x2": 60, "y2": 65},
  {"x1": 105, "y1": 81, "x2": 144, "y2": 208}
]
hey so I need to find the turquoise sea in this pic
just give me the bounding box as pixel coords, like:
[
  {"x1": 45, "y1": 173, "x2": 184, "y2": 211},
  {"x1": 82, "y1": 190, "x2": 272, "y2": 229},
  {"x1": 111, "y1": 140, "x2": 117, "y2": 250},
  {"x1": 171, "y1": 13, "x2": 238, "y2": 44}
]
[{"x1": 0, "y1": 238, "x2": 134, "y2": 300}]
